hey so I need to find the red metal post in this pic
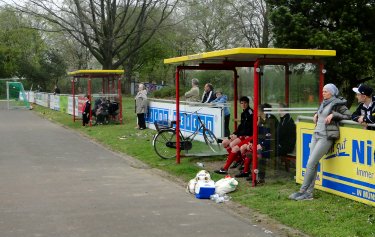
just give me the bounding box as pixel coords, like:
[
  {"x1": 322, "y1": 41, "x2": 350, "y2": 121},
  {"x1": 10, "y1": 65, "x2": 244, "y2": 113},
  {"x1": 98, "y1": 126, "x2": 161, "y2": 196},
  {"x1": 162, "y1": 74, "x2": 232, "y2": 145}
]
[
  {"x1": 107, "y1": 79, "x2": 110, "y2": 95},
  {"x1": 72, "y1": 78, "x2": 75, "y2": 122},
  {"x1": 112, "y1": 78, "x2": 115, "y2": 94},
  {"x1": 118, "y1": 76, "x2": 123, "y2": 124},
  {"x1": 319, "y1": 62, "x2": 324, "y2": 103},
  {"x1": 176, "y1": 67, "x2": 181, "y2": 164},
  {"x1": 285, "y1": 65, "x2": 290, "y2": 105},
  {"x1": 252, "y1": 60, "x2": 260, "y2": 187},
  {"x1": 88, "y1": 77, "x2": 92, "y2": 127},
  {"x1": 233, "y1": 70, "x2": 238, "y2": 130},
  {"x1": 102, "y1": 78, "x2": 105, "y2": 94}
]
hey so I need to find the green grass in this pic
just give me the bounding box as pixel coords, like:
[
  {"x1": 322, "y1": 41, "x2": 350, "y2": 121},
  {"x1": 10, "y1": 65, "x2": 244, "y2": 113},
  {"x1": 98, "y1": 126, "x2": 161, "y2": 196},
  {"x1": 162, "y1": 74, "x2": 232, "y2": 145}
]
[{"x1": 33, "y1": 97, "x2": 375, "y2": 237}]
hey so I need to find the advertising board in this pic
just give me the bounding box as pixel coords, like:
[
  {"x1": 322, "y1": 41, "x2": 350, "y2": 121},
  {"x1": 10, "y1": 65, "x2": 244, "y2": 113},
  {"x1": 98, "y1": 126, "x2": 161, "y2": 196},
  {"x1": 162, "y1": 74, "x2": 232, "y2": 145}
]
[
  {"x1": 147, "y1": 100, "x2": 224, "y2": 141},
  {"x1": 296, "y1": 122, "x2": 375, "y2": 206}
]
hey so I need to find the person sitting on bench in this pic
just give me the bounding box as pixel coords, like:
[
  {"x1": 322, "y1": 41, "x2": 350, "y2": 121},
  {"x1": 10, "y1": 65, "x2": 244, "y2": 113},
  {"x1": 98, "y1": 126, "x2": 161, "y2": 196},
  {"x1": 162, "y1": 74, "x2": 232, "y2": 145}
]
[{"x1": 214, "y1": 96, "x2": 253, "y2": 175}]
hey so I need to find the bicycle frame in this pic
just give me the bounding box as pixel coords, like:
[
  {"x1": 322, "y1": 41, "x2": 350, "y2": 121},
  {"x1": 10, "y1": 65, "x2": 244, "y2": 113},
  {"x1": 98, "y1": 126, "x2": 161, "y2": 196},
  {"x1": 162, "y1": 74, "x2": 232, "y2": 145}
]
[{"x1": 179, "y1": 114, "x2": 207, "y2": 142}]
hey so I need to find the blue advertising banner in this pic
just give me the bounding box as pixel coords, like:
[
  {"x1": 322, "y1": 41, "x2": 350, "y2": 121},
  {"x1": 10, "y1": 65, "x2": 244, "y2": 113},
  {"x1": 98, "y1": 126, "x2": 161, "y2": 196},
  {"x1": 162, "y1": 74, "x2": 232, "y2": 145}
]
[{"x1": 146, "y1": 100, "x2": 224, "y2": 141}]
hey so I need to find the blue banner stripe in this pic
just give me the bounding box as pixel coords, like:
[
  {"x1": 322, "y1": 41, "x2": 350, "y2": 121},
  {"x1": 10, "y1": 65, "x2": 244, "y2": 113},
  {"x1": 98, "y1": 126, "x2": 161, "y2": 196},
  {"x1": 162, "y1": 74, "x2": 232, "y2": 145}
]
[
  {"x1": 172, "y1": 110, "x2": 214, "y2": 134},
  {"x1": 323, "y1": 179, "x2": 375, "y2": 203},
  {"x1": 323, "y1": 172, "x2": 375, "y2": 189}
]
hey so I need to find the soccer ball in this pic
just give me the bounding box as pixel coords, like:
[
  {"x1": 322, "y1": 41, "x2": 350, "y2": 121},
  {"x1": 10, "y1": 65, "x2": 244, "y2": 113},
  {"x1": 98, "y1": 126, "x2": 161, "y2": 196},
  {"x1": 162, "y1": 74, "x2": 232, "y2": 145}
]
[{"x1": 195, "y1": 170, "x2": 211, "y2": 181}]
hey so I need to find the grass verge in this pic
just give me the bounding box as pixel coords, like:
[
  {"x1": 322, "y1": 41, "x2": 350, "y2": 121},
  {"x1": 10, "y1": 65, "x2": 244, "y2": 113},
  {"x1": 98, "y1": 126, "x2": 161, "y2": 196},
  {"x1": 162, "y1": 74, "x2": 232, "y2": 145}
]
[{"x1": 33, "y1": 97, "x2": 375, "y2": 237}]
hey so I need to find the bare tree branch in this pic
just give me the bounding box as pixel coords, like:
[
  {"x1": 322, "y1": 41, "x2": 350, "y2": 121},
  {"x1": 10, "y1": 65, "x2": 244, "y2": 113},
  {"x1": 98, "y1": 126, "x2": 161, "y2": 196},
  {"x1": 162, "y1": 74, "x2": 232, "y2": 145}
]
[{"x1": 7, "y1": 0, "x2": 178, "y2": 69}]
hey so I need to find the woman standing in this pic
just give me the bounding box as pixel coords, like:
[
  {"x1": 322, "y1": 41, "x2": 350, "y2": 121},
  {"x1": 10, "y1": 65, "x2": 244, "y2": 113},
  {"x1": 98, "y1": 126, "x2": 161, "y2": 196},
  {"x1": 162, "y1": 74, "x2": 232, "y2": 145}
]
[
  {"x1": 135, "y1": 83, "x2": 148, "y2": 130},
  {"x1": 289, "y1": 84, "x2": 351, "y2": 201}
]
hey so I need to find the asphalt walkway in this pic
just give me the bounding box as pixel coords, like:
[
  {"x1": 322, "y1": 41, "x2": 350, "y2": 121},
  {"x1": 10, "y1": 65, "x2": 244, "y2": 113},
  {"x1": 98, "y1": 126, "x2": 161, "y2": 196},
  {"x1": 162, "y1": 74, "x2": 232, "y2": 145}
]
[{"x1": 0, "y1": 106, "x2": 279, "y2": 237}]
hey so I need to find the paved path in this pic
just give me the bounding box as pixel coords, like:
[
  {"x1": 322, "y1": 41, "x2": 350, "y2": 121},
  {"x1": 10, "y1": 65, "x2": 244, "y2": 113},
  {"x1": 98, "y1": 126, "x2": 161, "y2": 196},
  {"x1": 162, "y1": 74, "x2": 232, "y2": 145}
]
[{"x1": 0, "y1": 106, "x2": 279, "y2": 237}]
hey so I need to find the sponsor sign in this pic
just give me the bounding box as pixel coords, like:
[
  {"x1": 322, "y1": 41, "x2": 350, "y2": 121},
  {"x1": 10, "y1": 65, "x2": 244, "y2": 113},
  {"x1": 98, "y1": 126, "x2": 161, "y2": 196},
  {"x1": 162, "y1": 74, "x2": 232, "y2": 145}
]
[
  {"x1": 67, "y1": 96, "x2": 81, "y2": 116},
  {"x1": 35, "y1": 92, "x2": 49, "y2": 107},
  {"x1": 147, "y1": 100, "x2": 224, "y2": 141},
  {"x1": 296, "y1": 122, "x2": 375, "y2": 206}
]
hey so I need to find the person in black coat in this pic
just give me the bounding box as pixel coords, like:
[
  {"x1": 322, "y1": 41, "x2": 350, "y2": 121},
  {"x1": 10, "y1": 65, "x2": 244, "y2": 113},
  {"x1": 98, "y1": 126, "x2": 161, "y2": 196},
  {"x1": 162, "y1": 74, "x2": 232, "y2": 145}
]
[
  {"x1": 201, "y1": 83, "x2": 216, "y2": 103},
  {"x1": 53, "y1": 85, "x2": 61, "y2": 95},
  {"x1": 276, "y1": 103, "x2": 296, "y2": 157},
  {"x1": 275, "y1": 103, "x2": 296, "y2": 172},
  {"x1": 352, "y1": 84, "x2": 375, "y2": 130},
  {"x1": 82, "y1": 95, "x2": 91, "y2": 126},
  {"x1": 214, "y1": 96, "x2": 253, "y2": 175}
]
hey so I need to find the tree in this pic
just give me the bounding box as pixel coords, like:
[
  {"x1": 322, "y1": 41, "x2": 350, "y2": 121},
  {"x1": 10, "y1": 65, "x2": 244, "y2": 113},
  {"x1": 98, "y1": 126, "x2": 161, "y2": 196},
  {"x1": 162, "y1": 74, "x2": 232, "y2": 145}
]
[
  {"x1": 229, "y1": 0, "x2": 272, "y2": 47},
  {"x1": 9, "y1": 0, "x2": 178, "y2": 70},
  {"x1": 0, "y1": 8, "x2": 67, "y2": 91},
  {"x1": 267, "y1": 0, "x2": 375, "y2": 107},
  {"x1": 182, "y1": 0, "x2": 234, "y2": 51}
]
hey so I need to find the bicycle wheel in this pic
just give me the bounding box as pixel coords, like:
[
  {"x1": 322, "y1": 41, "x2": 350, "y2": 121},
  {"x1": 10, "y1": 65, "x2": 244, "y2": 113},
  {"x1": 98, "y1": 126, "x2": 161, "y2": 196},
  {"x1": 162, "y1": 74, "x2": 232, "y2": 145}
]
[
  {"x1": 153, "y1": 129, "x2": 179, "y2": 159},
  {"x1": 203, "y1": 129, "x2": 222, "y2": 153}
]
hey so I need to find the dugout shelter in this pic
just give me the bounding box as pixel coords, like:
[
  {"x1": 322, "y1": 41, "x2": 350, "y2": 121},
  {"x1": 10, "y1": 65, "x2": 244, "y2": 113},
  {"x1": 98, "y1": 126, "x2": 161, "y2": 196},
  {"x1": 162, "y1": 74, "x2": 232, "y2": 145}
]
[
  {"x1": 68, "y1": 70, "x2": 124, "y2": 126},
  {"x1": 164, "y1": 47, "x2": 336, "y2": 186}
]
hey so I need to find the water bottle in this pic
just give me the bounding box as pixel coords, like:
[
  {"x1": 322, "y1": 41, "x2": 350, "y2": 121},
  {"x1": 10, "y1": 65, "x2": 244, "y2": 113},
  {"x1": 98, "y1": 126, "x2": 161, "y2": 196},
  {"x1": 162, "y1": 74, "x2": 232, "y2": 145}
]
[
  {"x1": 196, "y1": 162, "x2": 204, "y2": 168},
  {"x1": 223, "y1": 195, "x2": 231, "y2": 202},
  {"x1": 215, "y1": 196, "x2": 225, "y2": 203},
  {"x1": 210, "y1": 194, "x2": 219, "y2": 201}
]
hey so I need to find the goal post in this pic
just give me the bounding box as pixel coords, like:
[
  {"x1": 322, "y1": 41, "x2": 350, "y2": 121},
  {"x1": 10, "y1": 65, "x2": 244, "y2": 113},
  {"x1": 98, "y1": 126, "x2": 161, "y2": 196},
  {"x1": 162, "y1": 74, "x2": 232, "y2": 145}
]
[{"x1": 6, "y1": 81, "x2": 31, "y2": 110}]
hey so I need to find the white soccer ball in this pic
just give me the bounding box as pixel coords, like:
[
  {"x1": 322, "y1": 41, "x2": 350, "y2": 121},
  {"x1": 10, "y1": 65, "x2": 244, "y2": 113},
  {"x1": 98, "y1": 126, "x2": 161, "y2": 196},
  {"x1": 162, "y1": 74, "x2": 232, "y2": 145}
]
[
  {"x1": 195, "y1": 170, "x2": 211, "y2": 181},
  {"x1": 186, "y1": 178, "x2": 197, "y2": 194}
]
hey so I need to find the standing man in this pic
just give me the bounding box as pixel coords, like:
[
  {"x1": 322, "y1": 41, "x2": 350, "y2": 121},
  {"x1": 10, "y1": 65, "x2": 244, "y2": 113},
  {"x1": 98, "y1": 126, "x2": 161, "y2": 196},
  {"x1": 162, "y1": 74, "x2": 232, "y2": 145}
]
[
  {"x1": 185, "y1": 78, "x2": 200, "y2": 102},
  {"x1": 201, "y1": 83, "x2": 216, "y2": 103},
  {"x1": 352, "y1": 84, "x2": 375, "y2": 130},
  {"x1": 135, "y1": 83, "x2": 148, "y2": 130}
]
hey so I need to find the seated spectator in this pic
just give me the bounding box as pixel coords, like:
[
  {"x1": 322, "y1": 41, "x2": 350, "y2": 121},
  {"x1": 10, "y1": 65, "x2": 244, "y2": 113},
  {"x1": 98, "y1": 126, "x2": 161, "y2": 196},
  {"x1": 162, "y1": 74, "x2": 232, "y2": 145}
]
[
  {"x1": 352, "y1": 84, "x2": 375, "y2": 130},
  {"x1": 201, "y1": 83, "x2": 216, "y2": 103},
  {"x1": 108, "y1": 100, "x2": 119, "y2": 117},
  {"x1": 233, "y1": 103, "x2": 278, "y2": 182},
  {"x1": 276, "y1": 103, "x2": 296, "y2": 157},
  {"x1": 211, "y1": 88, "x2": 230, "y2": 137},
  {"x1": 95, "y1": 99, "x2": 110, "y2": 125},
  {"x1": 214, "y1": 96, "x2": 253, "y2": 175},
  {"x1": 185, "y1": 78, "x2": 200, "y2": 102}
]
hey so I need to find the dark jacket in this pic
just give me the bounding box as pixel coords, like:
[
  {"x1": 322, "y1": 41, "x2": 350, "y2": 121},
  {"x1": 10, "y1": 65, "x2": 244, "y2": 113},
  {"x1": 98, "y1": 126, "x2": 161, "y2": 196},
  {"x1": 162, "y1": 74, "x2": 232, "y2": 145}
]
[
  {"x1": 233, "y1": 107, "x2": 253, "y2": 136},
  {"x1": 201, "y1": 90, "x2": 216, "y2": 103},
  {"x1": 54, "y1": 87, "x2": 60, "y2": 94},
  {"x1": 82, "y1": 100, "x2": 91, "y2": 115},
  {"x1": 258, "y1": 114, "x2": 279, "y2": 158},
  {"x1": 317, "y1": 97, "x2": 351, "y2": 140},
  {"x1": 277, "y1": 113, "x2": 296, "y2": 156},
  {"x1": 352, "y1": 96, "x2": 375, "y2": 130}
]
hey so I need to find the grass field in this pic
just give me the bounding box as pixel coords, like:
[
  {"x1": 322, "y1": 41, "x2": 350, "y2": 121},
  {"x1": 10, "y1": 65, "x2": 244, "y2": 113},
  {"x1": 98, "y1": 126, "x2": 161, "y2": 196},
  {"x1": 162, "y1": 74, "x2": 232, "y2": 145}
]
[{"x1": 33, "y1": 97, "x2": 375, "y2": 237}]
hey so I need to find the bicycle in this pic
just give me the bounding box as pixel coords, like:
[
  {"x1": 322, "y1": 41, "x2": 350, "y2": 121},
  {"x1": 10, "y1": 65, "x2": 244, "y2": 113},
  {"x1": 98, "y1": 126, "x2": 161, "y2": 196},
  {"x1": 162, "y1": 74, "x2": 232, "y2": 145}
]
[{"x1": 152, "y1": 113, "x2": 222, "y2": 159}]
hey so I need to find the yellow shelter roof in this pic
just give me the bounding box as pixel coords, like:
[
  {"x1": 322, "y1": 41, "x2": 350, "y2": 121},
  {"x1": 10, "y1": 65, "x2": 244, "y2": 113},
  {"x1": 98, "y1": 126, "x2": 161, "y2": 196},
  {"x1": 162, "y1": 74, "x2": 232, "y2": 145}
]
[
  {"x1": 164, "y1": 48, "x2": 336, "y2": 65},
  {"x1": 68, "y1": 70, "x2": 124, "y2": 76}
]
